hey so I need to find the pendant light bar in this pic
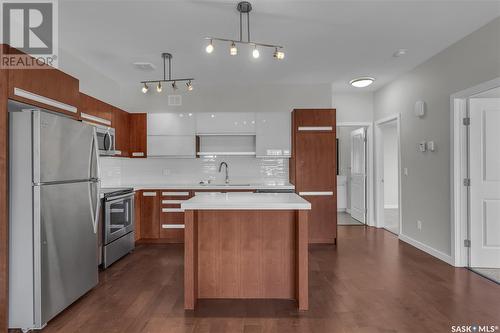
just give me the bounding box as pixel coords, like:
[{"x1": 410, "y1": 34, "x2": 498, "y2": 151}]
[
  {"x1": 140, "y1": 53, "x2": 194, "y2": 93},
  {"x1": 204, "y1": 1, "x2": 285, "y2": 60}
]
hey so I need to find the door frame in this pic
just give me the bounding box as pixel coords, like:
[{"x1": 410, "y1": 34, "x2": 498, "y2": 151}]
[
  {"x1": 450, "y1": 77, "x2": 500, "y2": 267},
  {"x1": 375, "y1": 114, "x2": 402, "y2": 232},
  {"x1": 337, "y1": 122, "x2": 374, "y2": 227}
]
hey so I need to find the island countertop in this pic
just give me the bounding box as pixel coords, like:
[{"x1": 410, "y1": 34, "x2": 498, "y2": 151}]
[{"x1": 181, "y1": 192, "x2": 311, "y2": 210}]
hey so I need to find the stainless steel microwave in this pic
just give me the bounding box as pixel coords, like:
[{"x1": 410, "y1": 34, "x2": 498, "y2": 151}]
[{"x1": 91, "y1": 123, "x2": 116, "y2": 156}]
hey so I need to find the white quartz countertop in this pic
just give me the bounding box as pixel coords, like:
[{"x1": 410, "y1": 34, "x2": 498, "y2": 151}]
[
  {"x1": 102, "y1": 183, "x2": 295, "y2": 191},
  {"x1": 181, "y1": 192, "x2": 311, "y2": 210}
]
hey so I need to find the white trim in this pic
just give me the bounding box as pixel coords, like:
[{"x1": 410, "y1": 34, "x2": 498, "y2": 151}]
[
  {"x1": 162, "y1": 208, "x2": 184, "y2": 213},
  {"x1": 14, "y1": 87, "x2": 78, "y2": 113},
  {"x1": 450, "y1": 77, "x2": 500, "y2": 267},
  {"x1": 298, "y1": 191, "x2": 333, "y2": 196},
  {"x1": 374, "y1": 114, "x2": 402, "y2": 234},
  {"x1": 197, "y1": 152, "x2": 256, "y2": 156},
  {"x1": 80, "y1": 112, "x2": 112, "y2": 126},
  {"x1": 161, "y1": 224, "x2": 185, "y2": 229},
  {"x1": 337, "y1": 208, "x2": 346, "y2": 212},
  {"x1": 384, "y1": 204, "x2": 399, "y2": 209},
  {"x1": 162, "y1": 200, "x2": 185, "y2": 204},
  {"x1": 298, "y1": 126, "x2": 333, "y2": 131},
  {"x1": 337, "y1": 122, "x2": 375, "y2": 227},
  {"x1": 346, "y1": 208, "x2": 351, "y2": 214},
  {"x1": 162, "y1": 192, "x2": 190, "y2": 196},
  {"x1": 399, "y1": 233, "x2": 453, "y2": 265}
]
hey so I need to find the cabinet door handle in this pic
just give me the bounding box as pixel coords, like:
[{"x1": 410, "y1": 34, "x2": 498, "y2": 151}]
[
  {"x1": 132, "y1": 152, "x2": 144, "y2": 157},
  {"x1": 161, "y1": 224, "x2": 185, "y2": 229},
  {"x1": 162, "y1": 208, "x2": 184, "y2": 213},
  {"x1": 298, "y1": 126, "x2": 332, "y2": 131},
  {"x1": 142, "y1": 192, "x2": 157, "y2": 197},
  {"x1": 162, "y1": 200, "x2": 184, "y2": 204},
  {"x1": 298, "y1": 191, "x2": 333, "y2": 196},
  {"x1": 162, "y1": 192, "x2": 190, "y2": 196}
]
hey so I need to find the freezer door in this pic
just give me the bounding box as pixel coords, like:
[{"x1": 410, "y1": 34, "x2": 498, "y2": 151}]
[
  {"x1": 35, "y1": 111, "x2": 95, "y2": 183},
  {"x1": 38, "y1": 181, "x2": 98, "y2": 325}
]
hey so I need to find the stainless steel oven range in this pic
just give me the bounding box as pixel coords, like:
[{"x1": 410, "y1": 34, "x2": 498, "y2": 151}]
[{"x1": 100, "y1": 188, "x2": 135, "y2": 268}]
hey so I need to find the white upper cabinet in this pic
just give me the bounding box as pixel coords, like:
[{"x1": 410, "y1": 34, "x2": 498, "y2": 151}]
[
  {"x1": 147, "y1": 113, "x2": 196, "y2": 135},
  {"x1": 196, "y1": 112, "x2": 255, "y2": 135},
  {"x1": 255, "y1": 112, "x2": 291, "y2": 158},
  {"x1": 147, "y1": 113, "x2": 196, "y2": 157}
]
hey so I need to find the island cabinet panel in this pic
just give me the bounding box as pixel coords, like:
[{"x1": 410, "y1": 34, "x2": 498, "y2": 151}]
[
  {"x1": 129, "y1": 113, "x2": 147, "y2": 158},
  {"x1": 140, "y1": 191, "x2": 159, "y2": 239},
  {"x1": 184, "y1": 208, "x2": 308, "y2": 310},
  {"x1": 290, "y1": 109, "x2": 337, "y2": 244},
  {"x1": 196, "y1": 210, "x2": 295, "y2": 299},
  {"x1": 159, "y1": 190, "x2": 193, "y2": 243}
]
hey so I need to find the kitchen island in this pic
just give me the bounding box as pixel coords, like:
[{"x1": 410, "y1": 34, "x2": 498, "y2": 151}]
[{"x1": 181, "y1": 192, "x2": 311, "y2": 311}]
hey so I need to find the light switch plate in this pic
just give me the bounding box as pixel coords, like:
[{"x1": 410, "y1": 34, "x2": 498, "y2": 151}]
[{"x1": 418, "y1": 141, "x2": 427, "y2": 152}]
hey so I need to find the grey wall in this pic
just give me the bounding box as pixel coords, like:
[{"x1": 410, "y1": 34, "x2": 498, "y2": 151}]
[
  {"x1": 332, "y1": 92, "x2": 374, "y2": 123},
  {"x1": 374, "y1": 17, "x2": 500, "y2": 255}
]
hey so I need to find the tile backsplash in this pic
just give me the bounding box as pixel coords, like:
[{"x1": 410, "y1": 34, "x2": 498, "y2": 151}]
[{"x1": 100, "y1": 156, "x2": 289, "y2": 187}]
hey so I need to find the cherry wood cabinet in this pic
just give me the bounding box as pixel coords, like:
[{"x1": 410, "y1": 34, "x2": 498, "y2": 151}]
[
  {"x1": 140, "y1": 191, "x2": 160, "y2": 239},
  {"x1": 79, "y1": 93, "x2": 113, "y2": 126},
  {"x1": 134, "y1": 191, "x2": 142, "y2": 241},
  {"x1": 129, "y1": 113, "x2": 147, "y2": 158},
  {"x1": 159, "y1": 191, "x2": 193, "y2": 243},
  {"x1": 290, "y1": 109, "x2": 337, "y2": 244},
  {"x1": 5, "y1": 46, "x2": 79, "y2": 118},
  {"x1": 112, "y1": 107, "x2": 130, "y2": 157}
]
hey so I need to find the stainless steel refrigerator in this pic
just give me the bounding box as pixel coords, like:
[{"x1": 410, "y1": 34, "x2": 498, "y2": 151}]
[{"x1": 9, "y1": 101, "x2": 100, "y2": 331}]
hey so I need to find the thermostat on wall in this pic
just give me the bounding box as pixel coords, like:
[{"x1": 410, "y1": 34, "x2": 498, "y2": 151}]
[{"x1": 415, "y1": 100, "x2": 426, "y2": 118}]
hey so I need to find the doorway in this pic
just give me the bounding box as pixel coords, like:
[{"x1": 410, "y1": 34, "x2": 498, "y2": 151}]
[
  {"x1": 375, "y1": 115, "x2": 402, "y2": 235},
  {"x1": 467, "y1": 87, "x2": 500, "y2": 283},
  {"x1": 336, "y1": 126, "x2": 368, "y2": 226}
]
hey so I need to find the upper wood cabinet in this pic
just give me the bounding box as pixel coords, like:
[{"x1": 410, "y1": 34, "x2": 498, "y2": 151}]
[
  {"x1": 255, "y1": 112, "x2": 291, "y2": 158},
  {"x1": 113, "y1": 107, "x2": 130, "y2": 157},
  {"x1": 79, "y1": 93, "x2": 113, "y2": 126},
  {"x1": 129, "y1": 113, "x2": 147, "y2": 158},
  {"x1": 7, "y1": 48, "x2": 79, "y2": 118}
]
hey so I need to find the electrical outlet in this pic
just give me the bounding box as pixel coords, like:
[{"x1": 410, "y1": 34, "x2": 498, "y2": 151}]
[
  {"x1": 162, "y1": 169, "x2": 171, "y2": 176},
  {"x1": 417, "y1": 220, "x2": 422, "y2": 231},
  {"x1": 404, "y1": 168, "x2": 408, "y2": 176}
]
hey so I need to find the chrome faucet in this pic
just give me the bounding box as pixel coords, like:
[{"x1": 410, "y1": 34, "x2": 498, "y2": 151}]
[{"x1": 218, "y1": 162, "x2": 229, "y2": 184}]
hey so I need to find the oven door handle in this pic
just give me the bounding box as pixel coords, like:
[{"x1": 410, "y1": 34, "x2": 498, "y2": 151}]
[{"x1": 106, "y1": 193, "x2": 134, "y2": 202}]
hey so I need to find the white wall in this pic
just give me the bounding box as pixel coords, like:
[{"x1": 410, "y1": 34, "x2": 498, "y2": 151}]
[
  {"x1": 374, "y1": 17, "x2": 500, "y2": 256},
  {"x1": 332, "y1": 92, "x2": 374, "y2": 123},
  {"x1": 382, "y1": 124, "x2": 398, "y2": 208}
]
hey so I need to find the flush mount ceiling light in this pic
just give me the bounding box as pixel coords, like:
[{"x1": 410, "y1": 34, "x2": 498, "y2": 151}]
[
  {"x1": 349, "y1": 77, "x2": 375, "y2": 88},
  {"x1": 140, "y1": 53, "x2": 194, "y2": 93},
  {"x1": 204, "y1": 1, "x2": 285, "y2": 61},
  {"x1": 393, "y1": 48, "x2": 408, "y2": 57}
]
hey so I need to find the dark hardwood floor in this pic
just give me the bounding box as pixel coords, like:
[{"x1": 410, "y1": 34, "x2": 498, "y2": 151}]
[{"x1": 40, "y1": 226, "x2": 500, "y2": 333}]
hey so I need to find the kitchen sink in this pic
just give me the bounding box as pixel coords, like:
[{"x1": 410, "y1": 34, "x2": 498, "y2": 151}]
[{"x1": 200, "y1": 183, "x2": 251, "y2": 187}]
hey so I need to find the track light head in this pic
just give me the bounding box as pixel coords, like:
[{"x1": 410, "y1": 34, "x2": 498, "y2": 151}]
[
  {"x1": 230, "y1": 42, "x2": 238, "y2": 56},
  {"x1": 156, "y1": 82, "x2": 162, "y2": 93},
  {"x1": 172, "y1": 81, "x2": 178, "y2": 91},
  {"x1": 273, "y1": 48, "x2": 285, "y2": 60},
  {"x1": 186, "y1": 80, "x2": 193, "y2": 91},
  {"x1": 141, "y1": 83, "x2": 149, "y2": 94},
  {"x1": 252, "y1": 46, "x2": 260, "y2": 59},
  {"x1": 206, "y1": 40, "x2": 214, "y2": 54}
]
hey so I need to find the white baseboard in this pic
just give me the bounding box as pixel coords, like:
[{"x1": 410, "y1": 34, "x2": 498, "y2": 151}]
[
  {"x1": 399, "y1": 233, "x2": 453, "y2": 265},
  {"x1": 384, "y1": 204, "x2": 399, "y2": 209},
  {"x1": 337, "y1": 208, "x2": 346, "y2": 212},
  {"x1": 346, "y1": 208, "x2": 351, "y2": 214}
]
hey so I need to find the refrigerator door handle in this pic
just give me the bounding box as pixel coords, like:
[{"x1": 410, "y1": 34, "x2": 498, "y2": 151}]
[
  {"x1": 88, "y1": 128, "x2": 101, "y2": 234},
  {"x1": 88, "y1": 181, "x2": 100, "y2": 234},
  {"x1": 90, "y1": 128, "x2": 101, "y2": 180}
]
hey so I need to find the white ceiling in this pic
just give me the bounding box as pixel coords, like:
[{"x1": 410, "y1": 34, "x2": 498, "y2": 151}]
[{"x1": 59, "y1": 0, "x2": 500, "y2": 93}]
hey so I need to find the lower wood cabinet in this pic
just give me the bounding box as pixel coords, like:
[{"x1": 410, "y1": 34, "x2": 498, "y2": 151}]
[
  {"x1": 139, "y1": 190, "x2": 160, "y2": 239},
  {"x1": 298, "y1": 193, "x2": 336, "y2": 243}
]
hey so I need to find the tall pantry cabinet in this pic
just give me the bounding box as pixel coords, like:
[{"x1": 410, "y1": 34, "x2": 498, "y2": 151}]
[{"x1": 290, "y1": 109, "x2": 337, "y2": 244}]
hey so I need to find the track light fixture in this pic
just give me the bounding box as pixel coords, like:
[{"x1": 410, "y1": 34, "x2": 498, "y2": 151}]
[
  {"x1": 204, "y1": 1, "x2": 285, "y2": 61},
  {"x1": 140, "y1": 52, "x2": 194, "y2": 93}
]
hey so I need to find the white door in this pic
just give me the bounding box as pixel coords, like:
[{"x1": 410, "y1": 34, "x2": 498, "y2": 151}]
[
  {"x1": 350, "y1": 128, "x2": 366, "y2": 223},
  {"x1": 469, "y1": 98, "x2": 500, "y2": 268}
]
